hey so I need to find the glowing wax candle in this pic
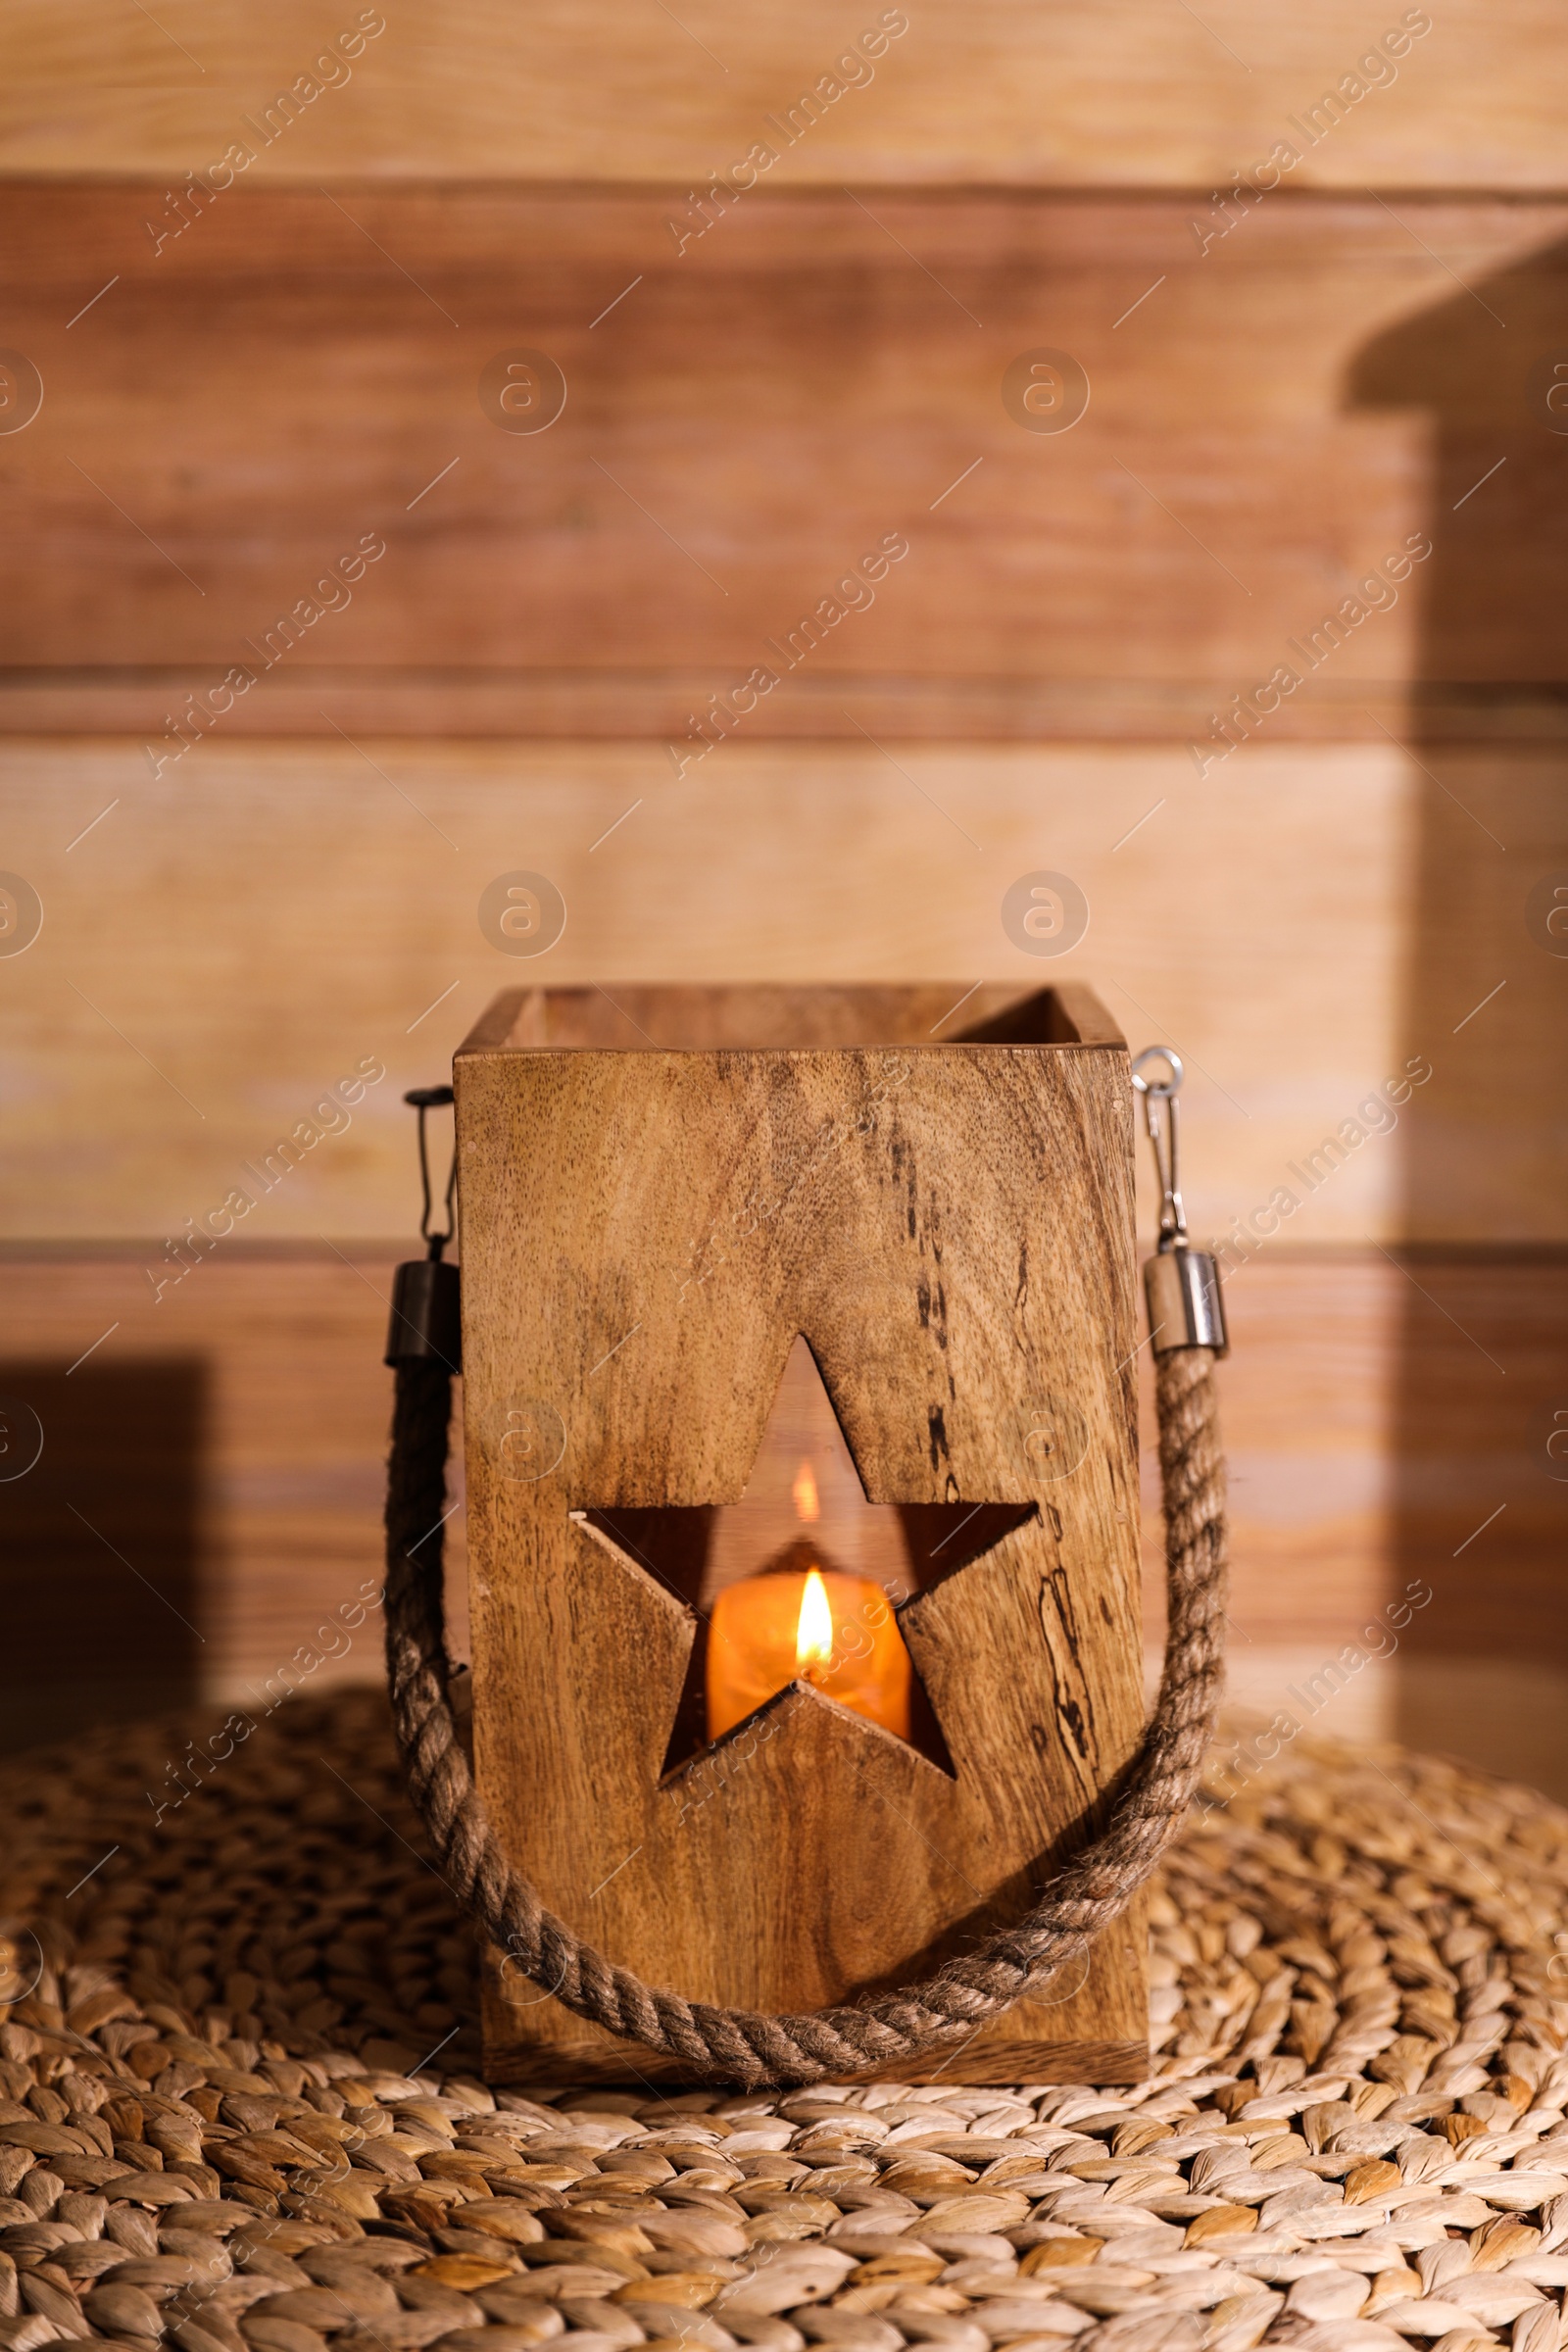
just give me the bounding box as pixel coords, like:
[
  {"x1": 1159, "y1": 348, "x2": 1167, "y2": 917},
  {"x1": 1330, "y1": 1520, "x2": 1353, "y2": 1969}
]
[{"x1": 705, "y1": 1473, "x2": 912, "y2": 1743}]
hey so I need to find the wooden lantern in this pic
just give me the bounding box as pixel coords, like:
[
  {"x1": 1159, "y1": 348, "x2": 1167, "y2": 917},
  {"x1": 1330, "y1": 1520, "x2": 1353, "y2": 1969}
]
[{"x1": 454, "y1": 982, "x2": 1149, "y2": 2085}]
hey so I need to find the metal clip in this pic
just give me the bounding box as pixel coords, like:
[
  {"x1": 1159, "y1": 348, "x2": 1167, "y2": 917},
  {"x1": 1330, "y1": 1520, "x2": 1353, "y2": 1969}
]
[
  {"x1": 385, "y1": 1086, "x2": 462, "y2": 1371},
  {"x1": 1131, "y1": 1047, "x2": 1228, "y2": 1359},
  {"x1": 408, "y1": 1085, "x2": 458, "y2": 1261}
]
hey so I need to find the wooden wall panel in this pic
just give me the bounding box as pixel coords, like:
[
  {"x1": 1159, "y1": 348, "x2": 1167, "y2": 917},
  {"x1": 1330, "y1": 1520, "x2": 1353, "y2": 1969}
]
[
  {"x1": 1, "y1": 10, "x2": 1562, "y2": 1822},
  {"x1": 0, "y1": 1252, "x2": 421, "y2": 1755},
  {"x1": 1152, "y1": 1254, "x2": 1568, "y2": 1666},
  {"x1": 2, "y1": 3, "x2": 1564, "y2": 189},
  {"x1": 3, "y1": 737, "x2": 1563, "y2": 1245},
  {"x1": 4, "y1": 188, "x2": 1568, "y2": 738},
  {"x1": 0, "y1": 736, "x2": 1414, "y2": 1242},
  {"x1": 2, "y1": 1248, "x2": 1561, "y2": 1795},
  {"x1": 1144, "y1": 1251, "x2": 1568, "y2": 1799}
]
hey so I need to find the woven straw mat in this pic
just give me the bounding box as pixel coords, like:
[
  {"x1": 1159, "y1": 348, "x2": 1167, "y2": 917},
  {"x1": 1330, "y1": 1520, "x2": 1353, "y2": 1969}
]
[{"x1": 0, "y1": 1690, "x2": 1565, "y2": 2352}]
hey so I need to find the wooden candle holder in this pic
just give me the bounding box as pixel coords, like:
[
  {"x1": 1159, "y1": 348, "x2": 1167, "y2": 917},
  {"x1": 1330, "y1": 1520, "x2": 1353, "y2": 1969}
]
[{"x1": 454, "y1": 983, "x2": 1149, "y2": 2085}]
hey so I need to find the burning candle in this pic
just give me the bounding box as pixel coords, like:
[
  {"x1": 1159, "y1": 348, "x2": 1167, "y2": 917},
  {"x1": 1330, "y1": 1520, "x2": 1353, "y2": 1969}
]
[{"x1": 705, "y1": 1457, "x2": 912, "y2": 1742}]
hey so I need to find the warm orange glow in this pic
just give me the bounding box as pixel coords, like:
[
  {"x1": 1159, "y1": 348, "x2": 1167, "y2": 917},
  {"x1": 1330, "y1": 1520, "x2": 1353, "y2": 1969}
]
[
  {"x1": 795, "y1": 1567, "x2": 834, "y2": 1672},
  {"x1": 706, "y1": 1561, "x2": 911, "y2": 1743},
  {"x1": 792, "y1": 1457, "x2": 820, "y2": 1523}
]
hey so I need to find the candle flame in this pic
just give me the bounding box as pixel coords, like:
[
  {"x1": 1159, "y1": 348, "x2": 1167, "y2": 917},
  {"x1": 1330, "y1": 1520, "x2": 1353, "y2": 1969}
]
[
  {"x1": 792, "y1": 1457, "x2": 820, "y2": 1523},
  {"x1": 795, "y1": 1568, "x2": 834, "y2": 1673}
]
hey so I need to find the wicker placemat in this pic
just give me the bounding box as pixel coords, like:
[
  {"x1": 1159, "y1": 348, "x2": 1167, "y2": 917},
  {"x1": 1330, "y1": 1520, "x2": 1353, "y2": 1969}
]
[{"x1": 0, "y1": 1690, "x2": 1565, "y2": 2352}]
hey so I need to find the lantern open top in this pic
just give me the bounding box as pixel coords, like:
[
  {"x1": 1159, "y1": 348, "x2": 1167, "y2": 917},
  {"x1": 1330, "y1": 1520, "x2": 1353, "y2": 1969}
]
[{"x1": 458, "y1": 978, "x2": 1123, "y2": 1055}]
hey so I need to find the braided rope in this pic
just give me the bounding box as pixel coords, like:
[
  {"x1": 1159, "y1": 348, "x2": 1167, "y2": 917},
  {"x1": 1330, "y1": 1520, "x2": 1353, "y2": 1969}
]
[{"x1": 384, "y1": 1346, "x2": 1227, "y2": 2086}]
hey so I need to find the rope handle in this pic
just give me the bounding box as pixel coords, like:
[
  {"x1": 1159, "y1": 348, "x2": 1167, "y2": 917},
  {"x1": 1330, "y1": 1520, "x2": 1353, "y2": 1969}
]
[{"x1": 382, "y1": 1342, "x2": 1226, "y2": 2087}]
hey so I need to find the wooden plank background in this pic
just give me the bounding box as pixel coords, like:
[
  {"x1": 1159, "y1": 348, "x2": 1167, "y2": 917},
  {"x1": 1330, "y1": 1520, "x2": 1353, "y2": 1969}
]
[
  {"x1": 3, "y1": 1248, "x2": 1562, "y2": 1792},
  {"x1": 3, "y1": 2, "x2": 1563, "y2": 188},
  {"x1": 2, "y1": 738, "x2": 1563, "y2": 1247},
  {"x1": 1, "y1": 3, "x2": 1564, "y2": 1807},
  {"x1": 3, "y1": 187, "x2": 1568, "y2": 738}
]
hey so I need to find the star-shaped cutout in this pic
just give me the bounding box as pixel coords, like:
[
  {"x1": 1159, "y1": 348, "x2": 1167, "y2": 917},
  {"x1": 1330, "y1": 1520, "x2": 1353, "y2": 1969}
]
[{"x1": 577, "y1": 1337, "x2": 1036, "y2": 1777}]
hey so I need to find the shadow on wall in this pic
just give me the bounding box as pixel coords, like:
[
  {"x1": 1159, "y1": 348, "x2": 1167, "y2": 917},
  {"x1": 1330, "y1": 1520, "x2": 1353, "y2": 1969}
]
[
  {"x1": 0, "y1": 1360, "x2": 208, "y2": 1755},
  {"x1": 1349, "y1": 241, "x2": 1568, "y2": 1788}
]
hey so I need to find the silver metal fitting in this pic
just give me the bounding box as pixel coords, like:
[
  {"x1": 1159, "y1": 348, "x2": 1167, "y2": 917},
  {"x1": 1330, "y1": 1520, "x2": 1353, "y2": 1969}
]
[
  {"x1": 1131, "y1": 1046, "x2": 1229, "y2": 1359},
  {"x1": 1144, "y1": 1245, "x2": 1228, "y2": 1357}
]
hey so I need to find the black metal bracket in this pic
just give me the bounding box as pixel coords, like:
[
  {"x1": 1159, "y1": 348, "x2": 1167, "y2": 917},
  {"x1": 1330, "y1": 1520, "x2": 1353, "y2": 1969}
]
[
  {"x1": 406, "y1": 1084, "x2": 457, "y2": 1260},
  {"x1": 385, "y1": 1086, "x2": 462, "y2": 1371}
]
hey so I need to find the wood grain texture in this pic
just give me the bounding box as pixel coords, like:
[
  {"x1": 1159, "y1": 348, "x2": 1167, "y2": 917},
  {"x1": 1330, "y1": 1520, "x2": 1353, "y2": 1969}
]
[
  {"x1": 1143, "y1": 1251, "x2": 1568, "y2": 1664},
  {"x1": 471, "y1": 980, "x2": 1103, "y2": 1050},
  {"x1": 1143, "y1": 1248, "x2": 1568, "y2": 1799},
  {"x1": 8, "y1": 734, "x2": 1563, "y2": 1249},
  {"x1": 454, "y1": 984, "x2": 1149, "y2": 2080},
  {"x1": 0, "y1": 1246, "x2": 1561, "y2": 1786},
  {"x1": 5, "y1": 185, "x2": 1568, "y2": 734},
  {"x1": 0, "y1": 1249, "x2": 422, "y2": 1755},
  {"x1": 1, "y1": 2, "x2": 1561, "y2": 187}
]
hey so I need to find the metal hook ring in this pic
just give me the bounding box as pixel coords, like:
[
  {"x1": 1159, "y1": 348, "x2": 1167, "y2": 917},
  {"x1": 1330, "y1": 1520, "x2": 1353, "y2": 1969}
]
[{"x1": 1130, "y1": 1046, "x2": 1184, "y2": 1100}]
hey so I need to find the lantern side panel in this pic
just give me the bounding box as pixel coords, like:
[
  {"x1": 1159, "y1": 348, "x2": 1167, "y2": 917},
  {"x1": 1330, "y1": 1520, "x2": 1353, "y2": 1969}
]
[{"x1": 456, "y1": 997, "x2": 1147, "y2": 2083}]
